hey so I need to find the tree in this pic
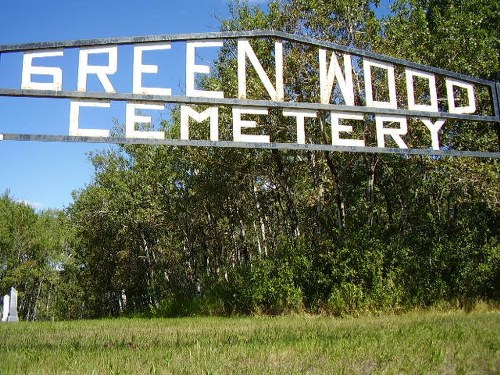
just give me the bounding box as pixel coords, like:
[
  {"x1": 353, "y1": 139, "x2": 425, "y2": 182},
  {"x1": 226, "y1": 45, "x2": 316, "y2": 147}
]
[
  {"x1": 66, "y1": 0, "x2": 499, "y2": 317},
  {"x1": 0, "y1": 192, "x2": 73, "y2": 320}
]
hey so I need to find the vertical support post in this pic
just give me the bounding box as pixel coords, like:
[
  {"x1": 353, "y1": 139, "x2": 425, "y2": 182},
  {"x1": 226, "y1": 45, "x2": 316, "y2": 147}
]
[
  {"x1": 493, "y1": 83, "x2": 500, "y2": 118},
  {"x1": 496, "y1": 84, "x2": 500, "y2": 151}
]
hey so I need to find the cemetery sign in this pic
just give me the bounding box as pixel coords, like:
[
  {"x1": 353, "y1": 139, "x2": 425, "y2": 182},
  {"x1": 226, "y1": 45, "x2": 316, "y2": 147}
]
[{"x1": 0, "y1": 31, "x2": 499, "y2": 158}]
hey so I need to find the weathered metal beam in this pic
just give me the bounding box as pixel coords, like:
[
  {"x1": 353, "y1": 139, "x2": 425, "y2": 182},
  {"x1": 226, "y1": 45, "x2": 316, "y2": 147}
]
[
  {"x1": 0, "y1": 88, "x2": 498, "y2": 123},
  {"x1": 0, "y1": 31, "x2": 267, "y2": 52},
  {"x1": 1, "y1": 133, "x2": 499, "y2": 158}
]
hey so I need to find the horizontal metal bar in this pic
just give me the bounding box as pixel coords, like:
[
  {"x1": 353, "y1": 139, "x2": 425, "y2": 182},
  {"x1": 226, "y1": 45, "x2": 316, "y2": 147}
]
[
  {"x1": 0, "y1": 30, "x2": 495, "y2": 87},
  {"x1": 1, "y1": 133, "x2": 499, "y2": 158},
  {"x1": 0, "y1": 88, "x2": 498, "y2": 123},
  {"x1": 0, "y1": 30, "x2": 261, "y2": 52}
]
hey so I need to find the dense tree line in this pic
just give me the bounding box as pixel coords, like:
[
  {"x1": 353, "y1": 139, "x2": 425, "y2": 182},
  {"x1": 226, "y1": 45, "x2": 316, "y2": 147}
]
[{"x1": 1, "y1": 0, "x2": 498, "y2": 319}]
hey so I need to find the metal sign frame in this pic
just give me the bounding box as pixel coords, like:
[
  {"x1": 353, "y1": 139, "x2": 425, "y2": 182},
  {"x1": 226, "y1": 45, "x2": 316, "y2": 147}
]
[{"x1": 1, "y1": 30, "x2": 499, "y2": 158}]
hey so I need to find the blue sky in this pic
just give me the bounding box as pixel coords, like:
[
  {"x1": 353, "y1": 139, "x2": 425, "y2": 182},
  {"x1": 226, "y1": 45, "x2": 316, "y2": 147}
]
[{"x1": 0, "y1": 0, "x2": 244, "y2": 210}]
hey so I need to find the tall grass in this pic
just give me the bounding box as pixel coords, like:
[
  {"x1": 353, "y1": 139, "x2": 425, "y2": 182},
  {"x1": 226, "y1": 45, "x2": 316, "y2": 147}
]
[{"x1": 1, "y1": 310, "x2": 498, "y2": 374}]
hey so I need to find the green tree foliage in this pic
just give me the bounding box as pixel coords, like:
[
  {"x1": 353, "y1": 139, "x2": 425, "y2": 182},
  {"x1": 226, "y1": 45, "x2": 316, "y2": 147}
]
[{"x1": 0, "y1": 193, "x2": 75, "y2": 320}]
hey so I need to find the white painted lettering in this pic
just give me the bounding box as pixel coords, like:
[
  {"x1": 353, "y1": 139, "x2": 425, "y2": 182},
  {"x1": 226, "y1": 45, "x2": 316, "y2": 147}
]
[
  {"x1": 186, "y1": 41, "x2": 224, "y2": 98},
  {"x1": 21, "y1": 50, "x2": 63, "y2": 91},
  {"x1": 133, "y1": 44, "x2": 171, "y2": 96},
  {"x1": 181, "y1": 106, "x2": 219, "y2": 141},
  {"x1": 237, "y1": 39, "x2": 283, "y2": 101},
  {"x1": 331, "y1": 112, "x2": 365, "y2": 147},
  {"x1": 78, "y1": 47, "x2": 117, "y2": 93},
  {"x1": 69, "y1": 101, "x2": 111, "y2": 137},
  {"x1": 405, "y1": 69, "x2": 438, "y2": 112},
  {"x1": 283, "y1": 109, "x2": 316, "y2": 144},
  {"x1": 125, "y1": 103, "x2": 165, "y2": 139},
  {"x1": 421, "y1": 118, "x2": 445, "y2": 150},
  {"x1": 446, "y1": 79, "x2": 476, "y2": 114},
  {"x1": 363, "y1": 59, "x2": 397, "y2": 109},
  {"x1": 319, "y1": 50, "x2": 354, "y2": 106},
  {"x1": 376, "y1": 115, "x2": 408, "y2": 148},
  {"x1": 232, "y1": 106, "x2": 269, "y2": 143}
]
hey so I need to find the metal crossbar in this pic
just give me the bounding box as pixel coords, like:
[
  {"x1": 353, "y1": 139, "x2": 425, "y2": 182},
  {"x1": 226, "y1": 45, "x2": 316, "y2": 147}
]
[
  {"x1": 1, "y1": 133, "x2": 499, "y2": 159},
  {"x1": 0, "y1": 88, "x2": 497, "y2": 123}
]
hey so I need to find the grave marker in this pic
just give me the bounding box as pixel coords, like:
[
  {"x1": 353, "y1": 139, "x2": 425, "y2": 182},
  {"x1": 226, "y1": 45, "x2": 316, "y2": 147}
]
[{"x1": 1, "y1": 294, "x2": 9, "y2": 322}]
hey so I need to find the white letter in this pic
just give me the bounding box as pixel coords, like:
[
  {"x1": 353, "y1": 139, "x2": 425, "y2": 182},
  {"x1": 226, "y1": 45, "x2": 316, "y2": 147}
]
[
  {"x1": 181, "y1": 106, "x2": 219, "y2": 141},
  {"x1": 133, "y1": 44, "x2": 171, "y2": 96},
  {"x1": 283, "y1": 109, "x2": 316, "y2": 144},
  {"x1": 21, "y1": 50, "x2": 63, "y2": 91},
  {"x1": 238, "y1": 40, "x2": 283, "y2": 101},
  {"x1": 446, "y1": 79, "x2": 476, "y2": 114},
  {"x1": 126, "y1": 103, "x2": 165, "y2": 139},
  {"x1": 405, "y1": 69, "x2": 438, "y2": 112},
  {"x1": 232, "y1": 107, "x2": 269, "y2": 143},
  {"x1": 186, "y1": 41, "x2": 224, "y2": 98},
  {"x1": 420, "y1": 118, "x2": 445, "y2": 150},
  {"x1": 363, "y1": 59, "x2": 397, "y2": 109},
  {"x1": 78, "y1": 46, "x2": 117, "y2": 93},
  {"x1": 331, "y1": 112, "x2": 365, "y2": 147},
  {"x1": 319, "y1": 50, "x2": 354, "y2": 105},
  {"x1": 69, "y1": 101, "x2": 111, "y2": 137},
  {"x1": 375, "y1": 115, "x2": 408, "y2": 148}
]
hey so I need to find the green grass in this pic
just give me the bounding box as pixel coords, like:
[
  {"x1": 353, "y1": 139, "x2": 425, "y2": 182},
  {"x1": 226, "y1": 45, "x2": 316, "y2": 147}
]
[{"x1": 0, "y1": 310, "x2": 499, "y2": 374}]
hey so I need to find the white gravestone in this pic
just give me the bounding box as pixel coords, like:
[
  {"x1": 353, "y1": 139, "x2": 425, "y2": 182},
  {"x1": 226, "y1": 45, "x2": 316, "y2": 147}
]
[
  {"x1": 1, "y1": 294, "x2": 9, "y2": 322},
  {"x1": 7, "y1": 287, "x2": 19, "y2": 322}
]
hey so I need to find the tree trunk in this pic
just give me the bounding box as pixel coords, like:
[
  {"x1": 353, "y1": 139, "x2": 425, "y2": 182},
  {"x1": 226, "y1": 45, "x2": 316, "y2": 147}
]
[
  {"x1": 271, "y1": 149, "x2": 300, "y2": 237},
  {"x1": 366, "y1": 154, "x2": 379, "y2": 226},
  {"x1": 318, "y1": 116, "x2": 346, "y2": 230},
  {"x1": 323, "y1": 150, "x2": 346, "y2": 230},
  {"x1": 253, "y1": 180, "x2": 268, "y2": 257}
]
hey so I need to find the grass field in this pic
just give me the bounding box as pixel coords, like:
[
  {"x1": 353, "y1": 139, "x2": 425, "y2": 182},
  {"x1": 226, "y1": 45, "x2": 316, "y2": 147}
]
[{"x1": 0, "y1": 310, "x2": 499, "y2": 374}]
